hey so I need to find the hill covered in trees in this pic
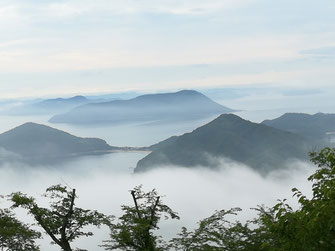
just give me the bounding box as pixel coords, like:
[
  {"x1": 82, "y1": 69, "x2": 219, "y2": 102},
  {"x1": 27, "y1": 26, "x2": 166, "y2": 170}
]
[
  {"x1": 136, "y1": 114, "x2": 311, "y2": 173},
  {"x1": 262, "y1": 112, "x2": 335, "y2": 143},
  {"x1": 0, "y1": 122, "x2": 113, "y2": 164}
]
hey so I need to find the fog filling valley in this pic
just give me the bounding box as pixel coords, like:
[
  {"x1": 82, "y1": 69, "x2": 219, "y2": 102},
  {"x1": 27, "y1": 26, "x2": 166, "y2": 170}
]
[
  {"x1": 2, "y1": 0, "x2": 335, "y2": 249},
  {"x1": 0, "y1": 147, "x2": 314, "y2": 250},
  {"x1": 0, "y1": 90, "x2": 330, "y2": 250}
]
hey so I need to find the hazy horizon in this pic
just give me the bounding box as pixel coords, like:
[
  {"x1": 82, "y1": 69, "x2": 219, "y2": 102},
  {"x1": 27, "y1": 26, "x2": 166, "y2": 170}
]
[
  {"x1": 1, "y1": 1, "x2": 335, "y2": 250},
  {"x1": 0, "y1": 154, "x2": 314, "y2": 250},
  {"x1": 1, "y1": 0, "x2": 335, "y2": 98}
]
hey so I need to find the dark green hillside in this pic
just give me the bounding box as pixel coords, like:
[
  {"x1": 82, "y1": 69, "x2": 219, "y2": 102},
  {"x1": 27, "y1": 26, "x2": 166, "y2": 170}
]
[
  {"x1": 135, "y1": 114, "x2": 311, "y2": 173},
  {"x1": 0, "y1": 122, "x2": 112, "y2": 162},
  {"x1": 262, "y1": 113, "x2": 335, "y2": 141}
]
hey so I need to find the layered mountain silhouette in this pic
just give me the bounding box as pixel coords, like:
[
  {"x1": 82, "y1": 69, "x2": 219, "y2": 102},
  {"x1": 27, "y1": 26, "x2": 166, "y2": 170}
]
[
  {"x1": 49, "y1": 90, "x2": 234, "y2": 124},
  {"x1": 6, "y1": 96, "x2": 91, "y2": 115},
  {"x1": 262, "y1": 113, "x2": 335, "y2": 142},
  {"x1": 135, "y1": 114, "x2": 311, "y2": 173},
  {"x1": 0, "y1": 122, "x2": 113, "y2": 164},
  {"x1": 37, "y1": 95, "x2": 89, "y2": 108}
]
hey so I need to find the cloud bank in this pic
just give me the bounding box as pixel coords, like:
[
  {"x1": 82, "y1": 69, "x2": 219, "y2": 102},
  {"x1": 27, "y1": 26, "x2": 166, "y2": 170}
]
[
  {"x1": 1, "y1": 0, "x2": 335, "y2": 98},
  {"x1": 0, "y1": 156, "x2": 314, "y2": 250}
]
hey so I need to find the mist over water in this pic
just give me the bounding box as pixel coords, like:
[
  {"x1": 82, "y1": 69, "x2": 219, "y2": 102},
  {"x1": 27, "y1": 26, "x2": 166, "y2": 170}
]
[
  {"x1": 0, "y1": 93, "x2": 328, "y2": 250},
  {"x1": 0, "y1": 156, "x2": 314, "y2": 250},
  {"x1": 0, "y1": 114, "x2": 219, "y2": 147},
  {"x1": 1, "y1": 0, "x2": 335, "y2": 247},
  {"x1": 213, "y1": 86, "x2": 335, "y2": 122}
]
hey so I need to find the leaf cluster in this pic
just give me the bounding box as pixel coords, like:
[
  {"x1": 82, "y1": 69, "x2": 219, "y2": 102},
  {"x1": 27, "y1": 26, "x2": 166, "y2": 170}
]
[
  {"x1": 0, "y1": 208, "x2": 41, "y2": 251},
  {"x1": 103, "y1": 185, "x2": 179, "y2": 251},
  {"x1": 171, "y1": 207, "x2": 271, "y2": 251},
  {"x1": 3, "y1": 147, "x2": 335, "y2": 251},
  {"x1": 10, "y1": 184, "x2": 107, "y2": 251}
]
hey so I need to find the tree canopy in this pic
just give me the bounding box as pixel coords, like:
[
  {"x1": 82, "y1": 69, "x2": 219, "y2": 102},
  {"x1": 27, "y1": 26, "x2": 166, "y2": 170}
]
[
  {"x1": 0, "y1": 207, "x2": 41, "y2": 251},
  {"x1": 2, "y1": 147, "x2": 335, "y2": 250},
  {"x1": 260, "y1": 147, "x2": 335, "y2": 250},
  {"x1": 103, "y1": 185, "x2": 179, "y2": 251},
  {"x1": 10, "y1": 184, "x2": 107, "y2": 251}
]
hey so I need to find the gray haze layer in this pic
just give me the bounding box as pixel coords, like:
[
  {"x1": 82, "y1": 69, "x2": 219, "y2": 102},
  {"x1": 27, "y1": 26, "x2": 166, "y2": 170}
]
[
  {"x1": 1, "y1": 86, "x2": 334, "y2": 250},
  {"x1": 0, "y1": 157, "x2": 314, "y2": 251},
  {"x1": 49, "y1": 90, "x2": 234, "y2": 125}
]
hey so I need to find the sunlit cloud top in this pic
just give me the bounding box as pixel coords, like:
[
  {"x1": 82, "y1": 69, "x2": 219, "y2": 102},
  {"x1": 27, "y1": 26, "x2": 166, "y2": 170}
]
[{"x1": 0, "y1": 0, "x2": 335, "y2": 98}]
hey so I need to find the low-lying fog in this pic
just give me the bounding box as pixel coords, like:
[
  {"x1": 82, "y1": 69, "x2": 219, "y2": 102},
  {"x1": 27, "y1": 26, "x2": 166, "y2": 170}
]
[
  {"x1": 0, "y1": 155, "x2": 314, "y2": 250},
  {"x1": 0, "y1": 90, "x2": 330, "y2": 250}
]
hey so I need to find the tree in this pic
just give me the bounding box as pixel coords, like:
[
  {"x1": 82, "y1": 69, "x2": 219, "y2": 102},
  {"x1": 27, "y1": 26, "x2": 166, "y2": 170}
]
[
  {"x1": 254, "y1": 147, "x2": 335, "y2": 250},
  {"x1": 171, "y1": 147, "x2": 335, "y2": 251},
  {"x1": 170, "y1": 207, "x2": 267, "y2": 251},
  {"x1": 103, "y1": 185, "x2": 179, "y2": 251},
  {"x1": 10, "y1": 184, "x2": 107, "y2": 251},
  {"x1": 0, "y1": 208, "x2": 41, "y2": 251}
]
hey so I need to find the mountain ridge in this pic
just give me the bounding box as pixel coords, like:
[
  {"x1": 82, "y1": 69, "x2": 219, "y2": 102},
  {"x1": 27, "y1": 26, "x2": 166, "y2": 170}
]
[
  {"x1": 0, "y1": 122, "x2": 115, "y2": 165},
  {"x1": 262, "y1": 112, "x2": 335, "y2": 142},
  {"x1": 5, "y1": 95, "x2": 91, "y2": 116},
  {"x1": 49, "y1": 90, "x2": 235, "y2": 124},
  {"x1": 135, "y1": 114, "x2": 312, "y2": 173}
]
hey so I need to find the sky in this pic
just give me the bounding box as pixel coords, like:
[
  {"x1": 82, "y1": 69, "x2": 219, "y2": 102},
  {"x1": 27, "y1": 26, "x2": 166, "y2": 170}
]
[{"x1": 0, "y1": 0, "x2": 335, "y2": 98}]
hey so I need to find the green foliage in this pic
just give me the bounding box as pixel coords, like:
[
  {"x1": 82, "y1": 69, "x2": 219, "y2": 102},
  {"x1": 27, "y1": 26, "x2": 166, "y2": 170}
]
[
  {"x1": 3, "y1": 147, "x2": 335, "y2": 251},
  {"x1": 171, "y1": 147, "x2": 335, "y2": 251},
  {"x1": 0, "y1": 208, "x2": 41, "y2": 251},
  {"x1": 10, "y1": 184, "x2": 108, "y2": 251},
  {"x1": 254, "y1": 147, "x2": 335, "y2": 250},
  {"x1": 103, "y1": 185, "x2": 179, "y2": 251},
  {"x1": 171, "y1": 208, "x2": 267, "y2": 251}
]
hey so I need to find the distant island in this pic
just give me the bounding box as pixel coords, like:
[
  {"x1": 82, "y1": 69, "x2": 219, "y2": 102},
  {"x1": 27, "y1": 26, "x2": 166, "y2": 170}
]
[
  {"x1": 49, "y1": 90, "x2": 235, "y2": 125},
  {"x1": 5, "y1": 96, "x2": 92, "y2": 115},
  {"x1": 0, "y1": 122, "x2": 138, "y2": 165},
  {"x1": 3, "y1": 112, "x2": 329, "y2": 171},
  {"x1": 135, "y1": 114, "x2": 312, "y2": 173},
  {"x1": 262, "y1": 112, "x2": 335, "y2": 143}
]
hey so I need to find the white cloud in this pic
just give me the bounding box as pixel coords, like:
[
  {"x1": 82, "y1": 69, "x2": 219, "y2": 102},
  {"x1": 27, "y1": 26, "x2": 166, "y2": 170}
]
[
  {"x1": 0, "y1": 0, "x2": 334, "y2": 98},
  {"x1": 0, "y1": 0, "x2": 258, "y2": 23},
  {"x1": 0, "y1": 39, "x2": 34, "y2": 48},
  {"x1": 0, "y1": 157, "x2": 314, "y2": 250},
  {"x1": 43, "y1": 2, "x2": 84, "y2": 18},
  {"x1": 0, "y1": 3, "x2": 22, "y2": 27},
  {"x1": 39, "y1": 0, "x2": 258, "y2": 16},
  {"x1": 0, "y1": 34, "x2": 303, "y2": 72},
  {"x1": 131, "y1": 0, "x2": 257, "y2": 15}
]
